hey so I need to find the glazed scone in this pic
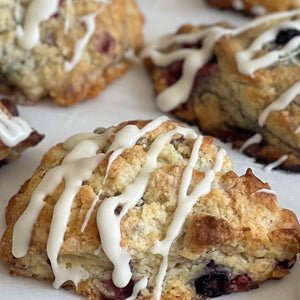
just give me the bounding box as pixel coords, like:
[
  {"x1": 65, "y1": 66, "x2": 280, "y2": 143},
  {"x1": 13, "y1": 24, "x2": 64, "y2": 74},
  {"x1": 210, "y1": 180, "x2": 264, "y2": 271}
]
[
  {"x1": 143, "y1": 11, "x2": 300, "y2": 171},
  {"x1": 0, "y1": 117, "x2": 299, "y2": 300},
  {"x1": 206, "y1": 0, "x2": 300, "y2": 16},
  {"x1": 0, "y1": 0, "x2": 143, "y2": 106},
  {"x1": 0, "y1": 99, "x2": 43, "y2": 164}
]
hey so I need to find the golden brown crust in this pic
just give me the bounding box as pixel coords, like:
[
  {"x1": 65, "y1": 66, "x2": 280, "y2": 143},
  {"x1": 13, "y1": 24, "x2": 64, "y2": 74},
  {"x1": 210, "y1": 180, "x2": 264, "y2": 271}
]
[
  {"x1": 53, "y1": 59, "x2": 132, "y2": 106},
  {"x1": 186, "y1": 215, "x2": 235, "y2": 252},
  {"x1": 0, "y1": 0, "x2": 144, "y2": 106},
  {"x1": 0, "y1": 120, "x2": 299, "y2": 299}
]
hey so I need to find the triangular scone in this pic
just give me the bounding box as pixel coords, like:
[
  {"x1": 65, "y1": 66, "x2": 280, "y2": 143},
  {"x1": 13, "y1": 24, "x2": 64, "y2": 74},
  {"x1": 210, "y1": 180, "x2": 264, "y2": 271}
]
[
  {"x1": 143, "y1": 11, "x2": 300, "y2": 171},
  {"x1": 0, "y1": 0, "x2": 143, "y2": 106},
  {"x1": 0, "y1": 118, "x2": 299, "y2": 299},
  {"x1": 0, "y1": 100, "x2": 43, "y2": 165}
]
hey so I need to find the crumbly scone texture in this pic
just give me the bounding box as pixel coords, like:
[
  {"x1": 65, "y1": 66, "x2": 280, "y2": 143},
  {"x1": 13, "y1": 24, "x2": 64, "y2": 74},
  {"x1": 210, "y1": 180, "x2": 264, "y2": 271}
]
[
  {"x1": 144, "y1": 18, "x2": 300, "y2": 171},
  {"x1": 0, "y1": 119, "x2": 299, "y2": 299},
  {"x1": 0, "y1": 0, "x2": 143, "y2": 106},
  {"x1": 0, "y1": 100, "x2": 44, "y2": 164},
  {"x1": 206, "y1": 0, "x2": 300, "y2": 15}
]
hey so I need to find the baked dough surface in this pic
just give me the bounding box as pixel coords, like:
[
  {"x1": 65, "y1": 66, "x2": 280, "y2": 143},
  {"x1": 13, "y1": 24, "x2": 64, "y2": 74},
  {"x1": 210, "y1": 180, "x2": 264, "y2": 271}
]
[
  {"x1": 0, "y1": 119, "x2": 299, "y2": 299},
  {"x1": 0, "y1": 0, "x2": 143, "y2": 106}
]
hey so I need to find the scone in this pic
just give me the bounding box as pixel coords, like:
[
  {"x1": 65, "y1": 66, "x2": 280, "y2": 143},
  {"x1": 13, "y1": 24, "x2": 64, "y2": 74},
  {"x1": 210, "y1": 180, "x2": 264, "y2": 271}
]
[
  {"x1": 0, "y1": 99, "x2": 43, "y2": 164},
  {"x1": 206, "y1": 0, "x2": 300, "y2": 16},
  {"x1": 0, "y1": 117, "x2": 299, "y2": 300},
  {"x1": 143, "y1": 10, "x2": 300, "y2": 171},
  {"x1": 0, "y1": 0, "x2": 143, "y2": 106}
]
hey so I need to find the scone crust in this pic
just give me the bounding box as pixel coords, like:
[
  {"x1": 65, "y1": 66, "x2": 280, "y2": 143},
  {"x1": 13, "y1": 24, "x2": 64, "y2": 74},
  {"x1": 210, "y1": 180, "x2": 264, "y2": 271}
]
[
  {"x1": 0, "y1": 120, "x2": 299, "y2": 300},
  {"x1": 0, "y1": 0, "x2": 144, "y2": 106}
]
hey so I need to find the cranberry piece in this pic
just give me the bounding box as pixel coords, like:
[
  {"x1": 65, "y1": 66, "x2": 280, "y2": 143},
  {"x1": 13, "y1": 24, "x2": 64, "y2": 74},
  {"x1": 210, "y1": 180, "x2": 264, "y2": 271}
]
[
  {"x1": 100, "y1": 279, "x2": 135, "y2": 300},
  {"x1": 50, "y1": 12, "x2": 60, "y2": 19},
  {"x1": 195, "y1": 272, "x2": 229, "y2": 297},
  {"x1": 98, "y1": 33, "x2": 115, "y2": 54},
  {"x1": 275, "y1": 28, "x2": 300, "y2": 45},
  {"x1": 165, "y1": 59, "x2": 216, "y2": 88},
  {"x1": 229, "y1": 274, "x2": 254, "y2": 293},
  {"x1": 181, "y1": 40, "x2": 203, "y2": 49},
  {"x1": 165, "y1": 61, "x2": 183, "y2": 86},
  {"x1": 195, "y1": 62, "x2": 216, "y2": 81}
]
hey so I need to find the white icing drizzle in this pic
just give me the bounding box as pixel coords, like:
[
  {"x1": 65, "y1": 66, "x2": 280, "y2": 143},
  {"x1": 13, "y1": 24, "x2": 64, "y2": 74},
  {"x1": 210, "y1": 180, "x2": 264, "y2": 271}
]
[
  {"x1": 0, "y1": 109, "x2": 32, "y2": 147},
  {"x1": 47, "y1": 155, "x2": 103, "y2": 288},
  {"x1": 104, "y1": 148, "x2": 124, "y2": 182},
  {"x1": 64, "y1": 0, "x2": 109, "y2": 71},
  {"x1": 124, "y1": 277, "x2": 148, "y2": 300},
  {"x1": 234, "y1": 19, "x2": 300, "y2": 138},
  {"x1": 259, "y1": 81, "x2": 300, "y2": 126},
  {"x1": 143, "y1": 9, "x2": 300, "y2": 112},
  {"x1": 12, "y1": 130, "x2": 112, "y2": 288},
  {"x1": 232, "y1": 0, "x2": 244, "y2": 11},
  {"x1": 254, "y1": 188, "x2": 276, "y2": 195},
  {"x1": 81, "y1": 189, "x2": 103, "y2": 232},
  {"x1": 12, "y1": 117, "x2": 226, "y2": 298},
  {"x1": 239, "y1": 133, "x2": 262, "y2": 152},
  {"x1": 14, "y1": 1, "x2": 23, "y2": 24},
  {"x1": 103, "y1": 116, "x2": 169, "y2": 183},
  {"x1": 264, "y1": 154, "x2": 288, "y2": 171},
  {"x1": 16, "y1": 1, "x2": 60, "y2": 50},
  {"x1": 64, "y1": 0, "x2": 72, "y2": 34},
  {"x1": 296, "y1": 126, "x2": 300, "y2": 133},
  {"x1": 124, "y1": 48, "x2": 141, "y2": 64},
  {"x1": 235, "y1": 21, "x2": 300, "y2": 76},
  {"x1": 64, "y1": 10, "x2": 100, "y2": 72},
  {"x1": 213, "y1": 148, "x2": 226, "y2": 172},
  {"x1": 94, "y1": 246, "x2": 102, "y2": 255},
  {"x1": 151, "y1": 136, "x2": 216, "y2": 300},
  {"x1": 64, "y1": 132, "x2": 101, "y2": 150},
  {"x1": 97, "y1": 126, "x2": 197, "y2": 288},
  {"x1": 250, "y1": 5, "x2": 267, "y2": 16}
]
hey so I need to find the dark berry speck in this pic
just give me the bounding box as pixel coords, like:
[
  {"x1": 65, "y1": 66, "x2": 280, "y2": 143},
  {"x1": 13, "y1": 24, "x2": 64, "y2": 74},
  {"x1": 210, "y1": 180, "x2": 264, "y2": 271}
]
[
  {"x1": 275, "y1": 28, "x2": 300, "y2": 45},
  {"x1": 195, "y1": 272, "x2": 229, "y2": 297}
]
